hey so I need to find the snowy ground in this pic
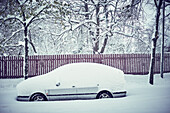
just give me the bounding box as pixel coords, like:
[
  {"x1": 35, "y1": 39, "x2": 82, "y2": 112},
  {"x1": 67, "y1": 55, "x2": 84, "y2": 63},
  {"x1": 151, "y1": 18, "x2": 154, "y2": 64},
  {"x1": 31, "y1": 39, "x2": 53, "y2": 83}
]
[{"x1": 0, "y1": 74, "x2": 170, "y2": 113}]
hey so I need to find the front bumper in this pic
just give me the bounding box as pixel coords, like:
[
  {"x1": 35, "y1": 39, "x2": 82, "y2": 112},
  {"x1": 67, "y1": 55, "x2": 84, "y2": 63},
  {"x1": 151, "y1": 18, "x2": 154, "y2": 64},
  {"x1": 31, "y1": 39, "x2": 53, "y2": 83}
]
[{"x1": 17, "y1": 96, "x2": 30, "y2": 101}]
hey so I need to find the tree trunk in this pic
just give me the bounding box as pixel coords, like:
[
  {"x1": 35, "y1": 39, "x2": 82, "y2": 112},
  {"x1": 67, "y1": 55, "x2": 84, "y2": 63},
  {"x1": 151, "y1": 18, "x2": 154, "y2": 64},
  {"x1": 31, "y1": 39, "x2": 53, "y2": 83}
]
[
  {"x1": 149, "y1": 0, "x2": 162, "y2": 85},
  {"x1": 149, "y1": 39, "x2": 157, "y2": 85},
  {"x1": 100, "y1": 35, "x2": 108, "y2": 53},
  {"x1": 22, "y1": 10, "x2": 29, "y2": 80},
  {"x1": 160, "y1": 0, "x2": 165, "y2": 78},
  {"x1": 93, "y1": 3, "x2": 100, "y2": 54},
  {"x1": 84, "y1": 0, "x2": 89, "y2": 20},
  {"x1": 100, "y1": 0, "x2": 109, "y2": 54},
  {"x1": 24, "y1": 34, "x2": 29, "y2": 80},
  {"x1": 84, "y1": 0, "x2": 90, "y2": 48}
]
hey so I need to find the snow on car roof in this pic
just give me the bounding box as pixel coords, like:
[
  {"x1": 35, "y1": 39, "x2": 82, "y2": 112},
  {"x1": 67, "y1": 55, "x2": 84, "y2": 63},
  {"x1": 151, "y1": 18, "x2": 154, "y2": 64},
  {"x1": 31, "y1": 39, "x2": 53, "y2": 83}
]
[
  {"x1": 47, "y1": 63, "x2": 124, "y2": 78},
  {"x1": 50, "y1": 63, "x2": 125, "y2": 87}
]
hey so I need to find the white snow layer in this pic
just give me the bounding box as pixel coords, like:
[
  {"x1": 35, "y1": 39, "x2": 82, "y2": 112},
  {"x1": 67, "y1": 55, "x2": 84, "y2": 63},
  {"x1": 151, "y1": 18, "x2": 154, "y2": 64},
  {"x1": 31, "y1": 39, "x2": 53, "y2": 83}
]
[
  {"x1": 16, "y1": 63, "x2": 126, "y2": 96},
  {"x1": 0, "y1": 73, "x2": 170, "y2": 113}
]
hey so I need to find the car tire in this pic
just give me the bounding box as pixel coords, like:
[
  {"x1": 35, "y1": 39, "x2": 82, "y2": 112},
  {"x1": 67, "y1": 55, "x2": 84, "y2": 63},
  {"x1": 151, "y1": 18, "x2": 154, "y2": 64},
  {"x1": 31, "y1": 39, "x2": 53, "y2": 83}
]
[
  {"x1": 30, "y1": 93, "x2": 47, "y2": 101},
  {"x1": 97, "y1": 91, "x2": 113, "y2": 99}
]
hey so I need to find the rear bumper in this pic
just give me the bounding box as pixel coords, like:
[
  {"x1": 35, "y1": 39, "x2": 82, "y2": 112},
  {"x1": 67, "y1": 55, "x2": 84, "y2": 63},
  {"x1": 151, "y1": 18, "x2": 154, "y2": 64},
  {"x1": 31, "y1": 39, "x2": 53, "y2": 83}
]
[
  {"x1": 112, "y1": 91, "x2": 127, "y2": 98},
  {"x1": 17, "y1": 96, "x2": 30, "y2": 101}
]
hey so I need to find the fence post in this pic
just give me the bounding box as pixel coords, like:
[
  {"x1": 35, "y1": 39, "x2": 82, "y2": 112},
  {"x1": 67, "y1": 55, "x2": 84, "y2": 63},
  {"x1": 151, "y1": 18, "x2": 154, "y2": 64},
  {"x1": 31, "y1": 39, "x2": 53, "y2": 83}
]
[{"x1": 4, "y1": 57, "x2": 7, "y2": 78}]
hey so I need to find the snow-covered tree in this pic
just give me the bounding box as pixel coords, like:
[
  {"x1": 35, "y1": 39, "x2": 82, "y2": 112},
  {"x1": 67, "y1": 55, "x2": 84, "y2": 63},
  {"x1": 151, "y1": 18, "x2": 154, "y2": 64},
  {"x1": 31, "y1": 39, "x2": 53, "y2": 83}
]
[
  {"x1": 1, "y1": 0, "x2": 154, "y2": 55},
  {"x1": 149, "y1": 0, "x2": 170, "y2": 85},
  {"x1": 55, "y1": 0, "x2": 146, "y2": 54},
  {"x1": 0, "y1": 0, "x2": 64, "y2": 79}
]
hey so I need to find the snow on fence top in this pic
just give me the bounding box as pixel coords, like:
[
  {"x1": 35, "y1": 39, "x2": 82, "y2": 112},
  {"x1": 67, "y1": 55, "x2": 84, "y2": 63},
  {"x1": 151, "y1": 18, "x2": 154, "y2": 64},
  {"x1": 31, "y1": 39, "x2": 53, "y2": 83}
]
[{"x1": 0, "y1": 54, "x2": 170, "y2": 78}]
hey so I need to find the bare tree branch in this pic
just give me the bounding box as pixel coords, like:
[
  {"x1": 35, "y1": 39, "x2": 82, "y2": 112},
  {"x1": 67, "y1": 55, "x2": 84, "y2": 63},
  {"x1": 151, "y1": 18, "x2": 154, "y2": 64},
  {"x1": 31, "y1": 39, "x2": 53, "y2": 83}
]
[
  {"x1": 26, "y1": 6, "x2": 47, "y2": 28},
  {"x1": 3, "y1": 29, "x2": 24, "y2": 46},
  {"x1": 154, "y1": 0, "x2": 158, "y2": 7},
  {"x1": 28, "y1": 30, "x2": 37, "y2": 53},
  {"x1": 2, "y1": 16, "x2": 24, "y2": 25}
]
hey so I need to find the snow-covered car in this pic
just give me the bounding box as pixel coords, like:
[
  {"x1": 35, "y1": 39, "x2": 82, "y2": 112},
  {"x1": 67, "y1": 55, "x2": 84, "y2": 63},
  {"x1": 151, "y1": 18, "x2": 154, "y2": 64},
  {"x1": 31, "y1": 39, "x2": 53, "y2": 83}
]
[{"x1": 16, "y1": 63, "x2": 126, "y2": 101}]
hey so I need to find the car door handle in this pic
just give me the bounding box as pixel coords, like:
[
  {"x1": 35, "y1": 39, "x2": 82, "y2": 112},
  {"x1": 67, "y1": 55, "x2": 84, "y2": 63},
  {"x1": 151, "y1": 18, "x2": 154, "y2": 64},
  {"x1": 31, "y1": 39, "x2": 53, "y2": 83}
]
[
  {"x1": 56, "y1": 82, "x2": 60, "y2": 87},
  {"x1": 72, "y1": 86, "x2": 75, "y2": 88}
]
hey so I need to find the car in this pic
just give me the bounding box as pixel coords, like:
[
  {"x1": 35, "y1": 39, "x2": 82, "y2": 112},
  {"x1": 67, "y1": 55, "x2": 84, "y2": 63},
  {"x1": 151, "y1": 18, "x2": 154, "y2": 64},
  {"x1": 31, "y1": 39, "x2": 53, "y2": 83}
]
[{"x1": 16, "y1": 63, "x2": 127, "y2": 101}]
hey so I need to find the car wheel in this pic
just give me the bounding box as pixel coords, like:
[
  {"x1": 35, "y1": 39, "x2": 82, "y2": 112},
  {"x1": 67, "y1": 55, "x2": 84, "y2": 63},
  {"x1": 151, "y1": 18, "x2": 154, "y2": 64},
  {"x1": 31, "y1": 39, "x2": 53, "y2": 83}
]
[
  {"x1": 30, "y1": 93, "x2": 46, "y2": 101},
  {"x1": 97, "y1": 91, "x2": 113, "y2": 99}
]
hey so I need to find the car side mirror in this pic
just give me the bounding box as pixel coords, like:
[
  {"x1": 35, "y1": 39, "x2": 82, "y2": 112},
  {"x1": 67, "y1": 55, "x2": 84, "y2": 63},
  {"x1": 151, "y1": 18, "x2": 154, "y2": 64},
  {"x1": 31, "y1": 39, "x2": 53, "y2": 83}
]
[{"x1": 56, "y1": 82, "x2": 60, "y2": 87}]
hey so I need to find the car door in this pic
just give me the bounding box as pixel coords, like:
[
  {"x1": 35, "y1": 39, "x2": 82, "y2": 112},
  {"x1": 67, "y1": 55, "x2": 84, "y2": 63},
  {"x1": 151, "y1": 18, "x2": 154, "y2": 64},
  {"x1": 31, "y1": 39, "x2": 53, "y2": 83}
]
[
  {"x1": 47, "y1": 88, "x2": 76, "y2": 100},
  {"x1": 76, "y1": 86, "x2": 98, "y2": 99},
  {"x1": 47, "y1": 80, "x2": 77, "y2": 100},
  {"x1": 74, "y1": 76, "x2": 98, "y2": 99}
]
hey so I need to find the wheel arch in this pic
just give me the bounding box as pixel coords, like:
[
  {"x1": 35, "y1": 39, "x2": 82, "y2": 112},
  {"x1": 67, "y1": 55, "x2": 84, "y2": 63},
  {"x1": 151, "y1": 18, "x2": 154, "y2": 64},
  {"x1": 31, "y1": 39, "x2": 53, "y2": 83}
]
[
  {"x1": 29, "y1": 92, "x2": 48, "y2": 101},
  {"x1": 96, "y1": 90, "x2": 113, "y2": 99}
]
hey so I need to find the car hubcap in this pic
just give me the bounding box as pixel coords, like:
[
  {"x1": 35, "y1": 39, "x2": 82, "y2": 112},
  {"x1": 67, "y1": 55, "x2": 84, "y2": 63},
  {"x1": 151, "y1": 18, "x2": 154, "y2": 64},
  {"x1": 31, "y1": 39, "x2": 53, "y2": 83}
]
[
  {"x1": 34, "y1": 95, "x2": 44, "y2": 101},
  {"x1": 99, "y1": 93, "x2": 110, "y2": 99}
]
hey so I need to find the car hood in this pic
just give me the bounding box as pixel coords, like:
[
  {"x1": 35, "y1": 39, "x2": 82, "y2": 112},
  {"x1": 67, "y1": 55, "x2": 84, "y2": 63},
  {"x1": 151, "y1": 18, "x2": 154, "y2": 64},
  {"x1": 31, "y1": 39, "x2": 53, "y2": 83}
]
[{"x1": 16, "y1": 74, "x2": 58, "y2": 96}]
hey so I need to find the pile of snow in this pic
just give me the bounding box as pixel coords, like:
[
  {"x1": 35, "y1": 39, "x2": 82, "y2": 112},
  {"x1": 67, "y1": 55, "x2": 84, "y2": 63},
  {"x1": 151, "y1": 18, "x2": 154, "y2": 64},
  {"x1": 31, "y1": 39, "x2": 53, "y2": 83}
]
[
  {"x1": 0, "y1": 73, "x2": 170, "y2": 113},
  {"x1": 125, "y1": 73, "x2": 170, "y2": 88},
  {"x1": 0, "y1": 79, "x2": 23, "y2": 89}
]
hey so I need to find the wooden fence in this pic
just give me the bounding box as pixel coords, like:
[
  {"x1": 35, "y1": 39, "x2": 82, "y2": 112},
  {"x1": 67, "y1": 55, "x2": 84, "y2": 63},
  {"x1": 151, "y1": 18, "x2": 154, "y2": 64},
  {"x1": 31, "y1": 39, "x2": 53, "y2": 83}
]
[{"x1": 0, "y1": 54, "x2": 170, "y2": 78}]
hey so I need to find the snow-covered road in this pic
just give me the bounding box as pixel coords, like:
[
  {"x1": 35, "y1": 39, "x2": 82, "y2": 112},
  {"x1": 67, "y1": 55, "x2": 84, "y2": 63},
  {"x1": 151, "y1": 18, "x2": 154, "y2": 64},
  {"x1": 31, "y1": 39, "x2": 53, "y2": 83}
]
[{"x1": 0, "y1": 74, "x2": 170, "y2": 113}]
